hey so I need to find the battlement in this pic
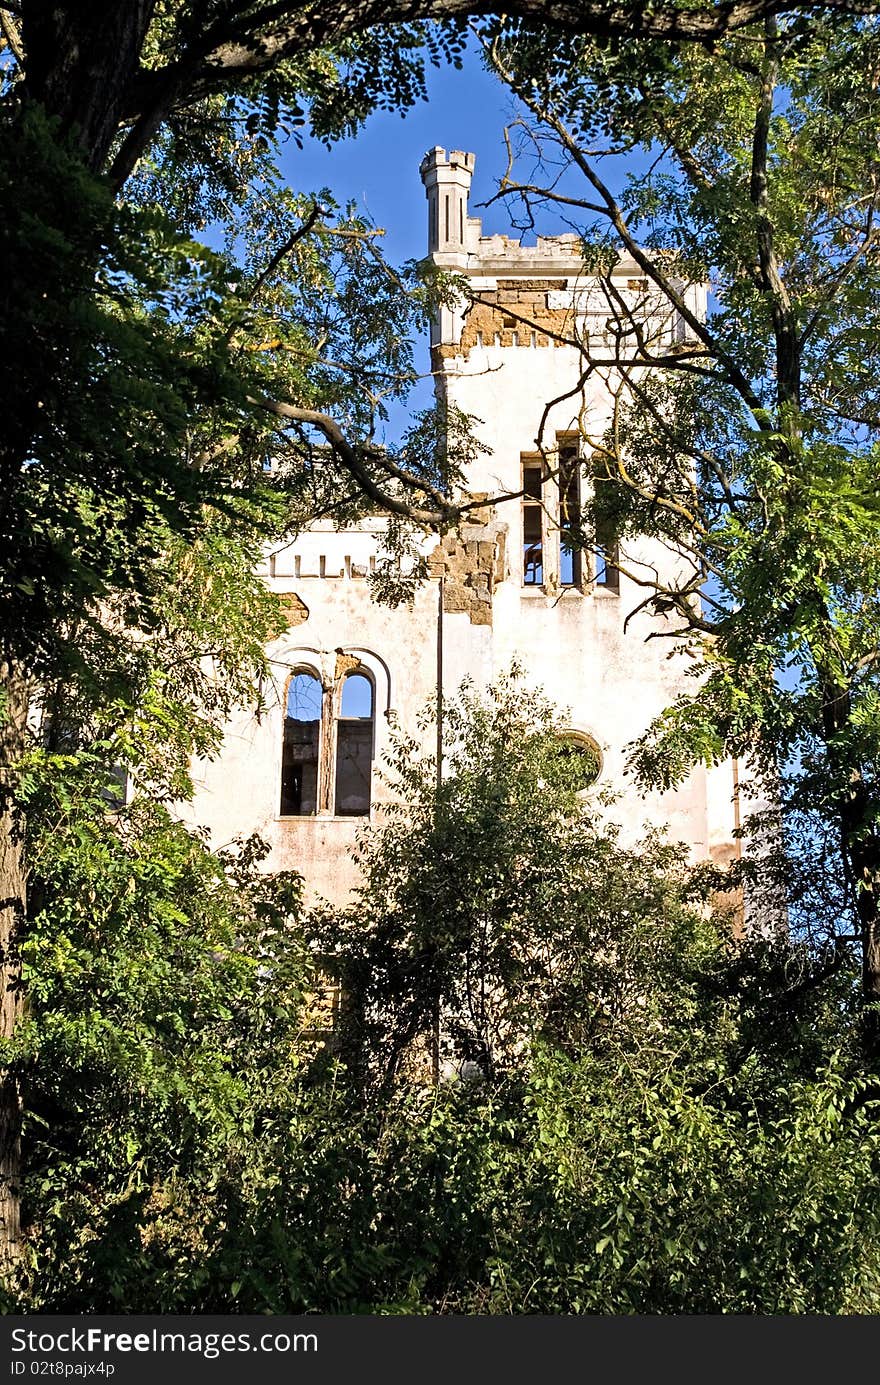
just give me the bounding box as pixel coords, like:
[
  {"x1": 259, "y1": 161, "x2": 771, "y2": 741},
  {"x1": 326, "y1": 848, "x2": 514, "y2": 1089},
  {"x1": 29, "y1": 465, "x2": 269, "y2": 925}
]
[
  {"x1": 419, "y1": 146, "x2": 594, "y2": 274},
  {"x1": 468, "y1": 231, "x2": 586, "y2": 275}
]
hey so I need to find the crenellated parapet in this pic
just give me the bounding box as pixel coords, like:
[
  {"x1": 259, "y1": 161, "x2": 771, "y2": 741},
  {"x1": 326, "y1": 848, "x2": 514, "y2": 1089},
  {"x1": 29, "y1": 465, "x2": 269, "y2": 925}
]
[{"x1": 420, "y1": 147, "x2": 705, "y2": 365}]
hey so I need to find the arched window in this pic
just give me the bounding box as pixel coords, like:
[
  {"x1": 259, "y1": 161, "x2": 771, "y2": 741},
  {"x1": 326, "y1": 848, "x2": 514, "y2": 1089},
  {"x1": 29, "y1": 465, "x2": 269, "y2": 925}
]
[
  {"x1": 557, "y1": 732, "x2": 602, "y2": 790},
  {"x1": 280, "y1": 670, "x2": 322, "y2": 816},
  {"x1": 334, "y1": 672, "x2": 373, "y2": 817}
]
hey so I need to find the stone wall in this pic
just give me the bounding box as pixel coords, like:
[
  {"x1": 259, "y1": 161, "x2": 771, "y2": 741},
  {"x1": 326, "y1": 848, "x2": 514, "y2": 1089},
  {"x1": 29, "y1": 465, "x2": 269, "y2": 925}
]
[
  {"x1": 276, "y1": 592, "x2": 309, "y2": 626},
  {"x1": 427, "y1": 507, "x2": 508, "y2": 626},
  {"x1": 434, "y1": 278, "x2": 577, "y2": 366}
]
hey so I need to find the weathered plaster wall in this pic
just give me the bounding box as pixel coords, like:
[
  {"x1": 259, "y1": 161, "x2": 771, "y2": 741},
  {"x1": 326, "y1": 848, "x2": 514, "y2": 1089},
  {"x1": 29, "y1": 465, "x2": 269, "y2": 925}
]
[{"x1": 183, "y1": 147, "x2": 740, "y2": 908}]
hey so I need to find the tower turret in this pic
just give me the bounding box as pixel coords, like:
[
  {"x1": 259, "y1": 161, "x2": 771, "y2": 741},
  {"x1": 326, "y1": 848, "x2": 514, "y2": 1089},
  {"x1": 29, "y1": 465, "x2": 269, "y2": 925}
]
[{"x1": 419, "y1": 147, "x2": 476, "y2": 260}]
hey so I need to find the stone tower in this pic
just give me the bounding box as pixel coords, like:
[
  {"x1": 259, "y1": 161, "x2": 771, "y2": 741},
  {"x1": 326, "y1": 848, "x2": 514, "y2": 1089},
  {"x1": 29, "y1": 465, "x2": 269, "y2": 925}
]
[{"x1": 182, "y1": 149, "x2": 741, "y2": 905}]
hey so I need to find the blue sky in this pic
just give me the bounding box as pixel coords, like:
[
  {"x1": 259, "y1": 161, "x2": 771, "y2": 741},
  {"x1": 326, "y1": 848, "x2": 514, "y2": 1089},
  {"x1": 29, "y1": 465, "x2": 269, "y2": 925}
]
[
  {"x1": 277, "y1": 48, "x2": 533, "y2": 430},
  {"x1": 280, "y1": 50, "x2": 524, "y2": 270},
  {"x1": 277, "y1": 45, "x2": 658, "y2": 434},
  {"x1": 280, "y1": 42, "x2": 656, "y2": 265}
]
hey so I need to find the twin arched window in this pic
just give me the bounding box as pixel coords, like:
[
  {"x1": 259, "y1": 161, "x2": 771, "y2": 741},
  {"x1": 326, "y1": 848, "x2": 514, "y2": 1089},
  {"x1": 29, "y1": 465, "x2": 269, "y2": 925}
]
[{"x1": 280, "y1": 669, "x2": 374, "y2": 818}]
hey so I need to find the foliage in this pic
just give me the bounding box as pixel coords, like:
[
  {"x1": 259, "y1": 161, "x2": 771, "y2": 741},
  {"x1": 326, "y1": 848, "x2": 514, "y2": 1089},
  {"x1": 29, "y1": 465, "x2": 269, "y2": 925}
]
[
  {"x1": 316, "y1": 671, "x2": 714, "y2": 1089},
  {"x1": 0, "y1": 105, "x2": 466, "y2": 720},
  {"x1": 11, "y1": 682, "x2": 879, "y2": 1314},
  {"x1": 4, "y1": 0, "x2": 880, "y2": 1307},
  {"x1": 5, "y1": 745, "x2": 314, "y2": 1311},
  {"x1": 60, "y1": 1055, "x2": 877, "y2": 1315},
  {"x1": 369, "y1": 1050, "x2": 880, "y2": 1315},
  {"x1": 475, "y1": 15, "x2": 880, "y2": 1009}
]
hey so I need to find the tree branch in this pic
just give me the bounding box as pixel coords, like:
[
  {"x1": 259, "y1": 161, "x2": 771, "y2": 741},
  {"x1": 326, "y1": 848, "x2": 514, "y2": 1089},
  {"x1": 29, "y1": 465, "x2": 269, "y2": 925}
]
[
  {"x1": 750, "y1": 16, "x2": 800, "y2": 412},
  {"x1": 224, "y1": 201, "x2": 325, "y2": 346},
  {"x1": 484, "y1": 40, "x2": 769, "y2": 426},
  {"x1": 119, "y1": 0, "x2": 880, "y2": 157},
  {"x1": 248, "y1": 397, "x2": 460, "y2": 526},
  {"x1": 0, "y1": 8, "x2": 24, "y2": 65}
]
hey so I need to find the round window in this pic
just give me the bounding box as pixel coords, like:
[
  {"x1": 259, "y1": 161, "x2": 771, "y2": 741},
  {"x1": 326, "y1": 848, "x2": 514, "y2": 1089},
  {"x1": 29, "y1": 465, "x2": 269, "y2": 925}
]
[{"x1": 556, "y1": 732, "x2": 602, "y2": 789}]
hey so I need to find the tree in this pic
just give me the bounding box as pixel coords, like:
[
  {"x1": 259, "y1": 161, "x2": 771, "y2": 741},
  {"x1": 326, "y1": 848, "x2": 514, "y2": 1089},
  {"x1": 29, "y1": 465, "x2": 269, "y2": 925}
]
[
  {"x1": 316, "y1": 672, "x2": 839, "y2": 1087},
  {"x1": 16, "y1": 677, "x2": 878, "y2": 1313},
  {"x1": 0, "y1": 16, "x2": 473, "y2": 1261},
  {"x1": 6, "y1": 0, "x2": 874, "y2": 187},
  {"x1": 291, "y1": 678, "x2": 878, "y2": 1314},
  {"x1": 7, "y1": 742, "x2": 319, "y2": 1310},
  {"x1": 453, "y1": 13, "x2": 880, "y2": 1051},
  {"x1": 2, "y1": 0, "x2": 880, "y2": 1273}
]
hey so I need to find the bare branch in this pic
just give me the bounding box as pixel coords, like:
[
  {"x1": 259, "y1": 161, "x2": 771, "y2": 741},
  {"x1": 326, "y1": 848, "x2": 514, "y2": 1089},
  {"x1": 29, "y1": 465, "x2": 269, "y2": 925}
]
[
  {"x1": 0, "y1": 7, "x2": 24, "y2": 65},
  {"x1": 484, "y1": 42, "x2": 769, "y2": 427}
]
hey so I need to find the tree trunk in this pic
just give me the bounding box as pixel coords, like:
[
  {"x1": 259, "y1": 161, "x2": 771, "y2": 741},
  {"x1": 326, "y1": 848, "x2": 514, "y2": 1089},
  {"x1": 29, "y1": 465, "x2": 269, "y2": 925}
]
[
  {"x1": 2, "y1": 5, "x2": 157, "y2": 1284},
  {"x1": 0, "y1": 662, "x2": 28, "y2": 1274},
  {"x1": 864, "y1": 904, "x2": 880, "y2": 1003},
  {"x1": 21, "y1": 2, "x2": 158, "y2": 175}
]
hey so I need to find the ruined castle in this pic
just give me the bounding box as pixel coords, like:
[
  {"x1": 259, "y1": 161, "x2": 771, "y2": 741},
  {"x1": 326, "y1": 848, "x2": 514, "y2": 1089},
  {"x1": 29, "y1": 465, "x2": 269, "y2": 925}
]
[{"x1": 183, "y1": 148, "x2": 743, "y2": 904}]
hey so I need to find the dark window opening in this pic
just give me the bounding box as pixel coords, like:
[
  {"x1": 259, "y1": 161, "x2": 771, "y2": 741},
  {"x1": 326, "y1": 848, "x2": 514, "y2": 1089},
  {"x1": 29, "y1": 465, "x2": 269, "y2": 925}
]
[
  {"x1": 592, "y1": 459, "x2": 621, "y2": 593},
  {"x1": 559, "y1": 441, "x2": 582, "y2": 587},
  {"x1": 445, "y1": 194, "x2": 450, "y2": 242},
  {"x1": 594, "y1": 520, "x2": 620, "y2": 591},
  {"x1": 335, "y1": 673, "x2": 373, "y2": 817},
  {"x1": 522, "y1": 461, "x2": 544, "y2": 585},
  {"x1": 281, "y1": 671, "x2": 322, "y2": 816}
]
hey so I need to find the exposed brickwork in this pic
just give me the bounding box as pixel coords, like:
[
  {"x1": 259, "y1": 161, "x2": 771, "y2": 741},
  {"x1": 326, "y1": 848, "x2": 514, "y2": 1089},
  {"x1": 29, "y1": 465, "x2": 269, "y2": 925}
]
[
  {"x1": 436, "y1": 278, "x2": 577, "y2": 364},
  {"x1": 709, "y1": 840, "x2": 745, "y2": 937},
  {"x1": 277, "y1": 592, "x2": 309, "y2": 626},
  {"x1": 334, "y1": 652, "x2": 362, "y2": 682},
  {"x1": 427, "y1": 502, "x2": 509, "y2": 626}
]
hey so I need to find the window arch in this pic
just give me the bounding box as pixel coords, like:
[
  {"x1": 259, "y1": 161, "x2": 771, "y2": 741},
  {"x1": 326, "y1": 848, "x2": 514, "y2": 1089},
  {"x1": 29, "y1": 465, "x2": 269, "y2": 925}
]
[
  {"x1": 557, "y1": 731, "x2": 602, "y2": 789},
  {"x1": 280, "y1": 669, "x2": 322, "y2": 816},
  {"x1": 334, "y1": 671, "x2": 374, "y2": 817}
]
